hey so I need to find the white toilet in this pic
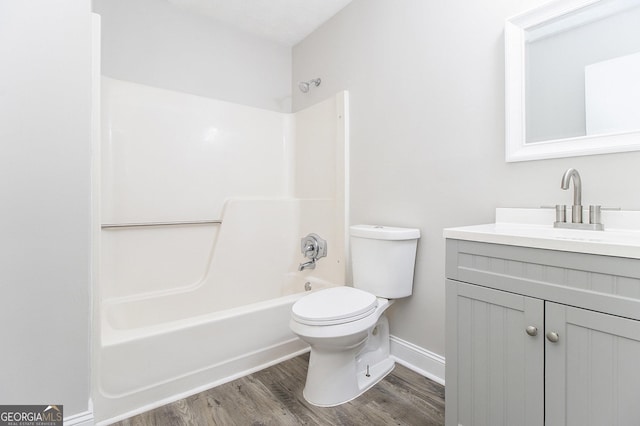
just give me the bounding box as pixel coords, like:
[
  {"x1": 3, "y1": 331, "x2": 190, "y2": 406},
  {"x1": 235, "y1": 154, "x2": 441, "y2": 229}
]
[{"x1": 289, "y1": 224, "x2": 420, "y2": 407}]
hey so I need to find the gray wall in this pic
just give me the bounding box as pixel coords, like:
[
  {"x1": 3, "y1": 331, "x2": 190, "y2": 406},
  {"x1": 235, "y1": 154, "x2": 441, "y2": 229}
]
[
  {"x1": 293, "y1": 0, "x2": 640, "y2": 357},
  {"x1": 94, "y1": 0, "x2": 293, "y2": 112},
  {"x1": 0, "y1": 0, "x2": 92, "y2": 417}
]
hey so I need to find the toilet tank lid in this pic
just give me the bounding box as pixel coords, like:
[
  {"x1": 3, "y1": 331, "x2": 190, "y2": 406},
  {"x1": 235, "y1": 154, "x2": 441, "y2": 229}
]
[{"x1": 350, "y1": 224, "x2": 420, "y2": 240}]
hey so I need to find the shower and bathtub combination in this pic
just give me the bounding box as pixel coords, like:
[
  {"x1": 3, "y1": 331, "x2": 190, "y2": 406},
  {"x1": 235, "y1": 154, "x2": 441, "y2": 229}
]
[{"x1": 94, "y1": 78, "x2": 349, "y2": 423}]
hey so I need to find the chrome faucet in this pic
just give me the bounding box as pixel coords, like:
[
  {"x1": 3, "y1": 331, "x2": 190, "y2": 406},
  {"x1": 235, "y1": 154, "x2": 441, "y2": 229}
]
[
  {"x1": 554, "y1": 168, "x2": 603, "y2": 230},
  {"x1": 298, "y1": 259, "x2": 316, "y2": 271},
  {"x1": 561, "y1": 168, "x2": 582, "y2": 223},
  {"x1": 298, "y1": 233, "x2": 327, "y2": 271}
]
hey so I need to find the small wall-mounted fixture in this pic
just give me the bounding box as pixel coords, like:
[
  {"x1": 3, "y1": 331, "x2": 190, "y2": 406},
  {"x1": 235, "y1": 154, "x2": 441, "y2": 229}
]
[
  {"x1": 298, "y1": 78, "x2": 321, "y2": 93},
  {"x1": 298, "y1": 233, "x2": 327, "y2": 271}
]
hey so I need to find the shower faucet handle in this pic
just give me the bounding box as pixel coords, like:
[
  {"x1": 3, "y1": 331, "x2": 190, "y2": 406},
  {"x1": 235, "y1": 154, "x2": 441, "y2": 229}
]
[
  {"x1": 300, "y1": 233, "x2": 327, "y2": 260},
  {"x1": 303, "y1": 241, "x2": 317, "y2": 258}
]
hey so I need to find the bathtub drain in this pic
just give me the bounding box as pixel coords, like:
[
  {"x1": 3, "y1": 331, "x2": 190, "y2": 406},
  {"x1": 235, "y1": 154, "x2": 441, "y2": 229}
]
[{"x1": 304, "y1": 282, "x2": 312, "y2": 291}]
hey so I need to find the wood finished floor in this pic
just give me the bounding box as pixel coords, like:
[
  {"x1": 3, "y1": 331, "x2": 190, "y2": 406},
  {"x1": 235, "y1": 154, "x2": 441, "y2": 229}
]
[{"x1": 112, "y1": 353, "x2": 445, "y2": 426}]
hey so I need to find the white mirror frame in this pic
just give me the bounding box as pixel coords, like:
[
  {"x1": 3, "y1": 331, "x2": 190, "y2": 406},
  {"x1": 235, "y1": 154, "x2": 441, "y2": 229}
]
[{"x1": 505, "y1": 0, "x2": 640, "y2": 162}]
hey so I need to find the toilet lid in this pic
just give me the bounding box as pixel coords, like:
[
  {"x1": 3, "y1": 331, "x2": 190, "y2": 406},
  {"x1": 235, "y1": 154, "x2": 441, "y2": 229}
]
[{"x1": 292, "y1": 286, "x2": 378, "y2": 326}]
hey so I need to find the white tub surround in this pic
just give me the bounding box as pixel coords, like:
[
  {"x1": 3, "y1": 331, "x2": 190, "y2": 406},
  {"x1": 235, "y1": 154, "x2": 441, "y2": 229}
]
[
  {"x1": 100, "y1": 78, "x2": 348, "y2": 299},
  {"x1": 94, "y1": 79, "x2": 349, "y2": 423},
  {"x1": 102, "y1": 199, "x2": 339, "y2": 330}
]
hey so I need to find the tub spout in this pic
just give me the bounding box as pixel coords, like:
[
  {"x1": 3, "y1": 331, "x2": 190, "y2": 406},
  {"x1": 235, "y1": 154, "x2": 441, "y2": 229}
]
[
  {"x1": 298, "y1": 233, "x2": 326, "y2": 271},
  {"x1": 298, "y1": 259, "x2": 316, "y2": 271}
]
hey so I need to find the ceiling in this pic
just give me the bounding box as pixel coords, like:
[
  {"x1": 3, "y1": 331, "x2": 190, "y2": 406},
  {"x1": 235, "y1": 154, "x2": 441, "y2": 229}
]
[{"x1": 167, "y1": 0, "x2": 354, "y2": 46}]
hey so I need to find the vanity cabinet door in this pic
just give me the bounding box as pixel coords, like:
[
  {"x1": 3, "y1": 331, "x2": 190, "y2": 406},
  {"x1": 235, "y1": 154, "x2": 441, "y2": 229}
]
[
  {"x1": 545, "y1": 302, "x2": 640, "y2": 426},
  {"x1": 446, "y1": 280, "x2": 544, "y2": 426}
]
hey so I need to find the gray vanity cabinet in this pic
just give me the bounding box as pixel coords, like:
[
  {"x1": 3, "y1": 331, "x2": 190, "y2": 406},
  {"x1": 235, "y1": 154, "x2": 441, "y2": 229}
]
[
  {"x1": 447, "y1": 280, "x2": 544, "y2": 426},
  {"x1": 445, "y1": 239, "x2": 640, "y2": 426},
  {"x1": 545, "y1": 302, "x2": 640, "y2": 426}
]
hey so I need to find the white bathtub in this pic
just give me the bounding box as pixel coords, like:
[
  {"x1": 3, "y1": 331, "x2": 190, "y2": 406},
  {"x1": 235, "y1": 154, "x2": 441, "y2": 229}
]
[{"x1": 95, "y1": 275, "x2": 336, "y2": 424}]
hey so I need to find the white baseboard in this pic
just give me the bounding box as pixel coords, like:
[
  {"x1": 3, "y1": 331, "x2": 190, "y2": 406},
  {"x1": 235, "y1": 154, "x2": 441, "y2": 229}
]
[
  {"x1": 390, "y1": 335, "x2": 445, "y2": 386},
  {"x1": 64, "y1": 405, "x2": 94, "y2": 426}
]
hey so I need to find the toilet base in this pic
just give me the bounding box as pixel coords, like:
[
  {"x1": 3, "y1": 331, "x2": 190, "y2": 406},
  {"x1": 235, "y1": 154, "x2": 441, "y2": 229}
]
[
  {"x1": 303, "y1": 357, "x2": 395, "y2": 407},
  {"x1": 302, "y1": 316, "x2": 393, "y2": 407}
]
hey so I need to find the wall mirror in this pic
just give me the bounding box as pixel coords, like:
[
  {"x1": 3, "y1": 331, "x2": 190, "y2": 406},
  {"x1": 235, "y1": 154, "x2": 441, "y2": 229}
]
[{"x1": 505, "y1": 0, "x2": 640, "y2": 162}]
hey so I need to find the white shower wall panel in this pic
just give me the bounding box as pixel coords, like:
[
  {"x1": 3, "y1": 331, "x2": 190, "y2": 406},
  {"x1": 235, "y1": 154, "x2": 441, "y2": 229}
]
[
  {"x1": 101, "y1": 77, "x2": 291, "y2": 224},
  {"x1": 100, "y1": 225, "x2": 218, "y2": 299},
  {"x1": 100, "y1": 79, "x2": 348, "y2": 299},
  {"x1": 294, "y1": 97, "x2": 339, "y2": 199},
  {"x1": 295, "y1": 94, "x2": 348, "y2": 284}
]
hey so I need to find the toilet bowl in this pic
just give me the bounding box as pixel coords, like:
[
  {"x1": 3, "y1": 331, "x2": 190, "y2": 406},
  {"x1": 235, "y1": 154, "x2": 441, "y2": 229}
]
[
  {"x1": 290, "y1": 286, "x2": 394, "y2": 406},
  {"x1": 290, "y1": 225, "x2": 420, "y2": 407}
]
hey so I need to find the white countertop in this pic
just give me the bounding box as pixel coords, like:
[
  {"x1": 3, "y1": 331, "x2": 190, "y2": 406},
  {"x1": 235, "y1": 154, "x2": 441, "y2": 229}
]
[{"x1": 443, "y1": 208, "x2": 640, "y2": 259}]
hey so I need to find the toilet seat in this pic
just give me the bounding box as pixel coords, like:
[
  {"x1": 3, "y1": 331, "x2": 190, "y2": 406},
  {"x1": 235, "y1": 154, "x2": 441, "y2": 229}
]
[{"x1": 292, "y1": 286, "x2": 378, "y2": 326}]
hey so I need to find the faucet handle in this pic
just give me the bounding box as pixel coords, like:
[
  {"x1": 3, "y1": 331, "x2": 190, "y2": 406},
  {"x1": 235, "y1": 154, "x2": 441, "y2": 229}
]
[
  {"x1": 303, "y1": 241, "x2": 317, "y2": 257},
  {"x1": 589, "y1": 205, "x2": 602, "y2": 225},
  {"x1": 555, "y1": 205, "x2": 566, "y2": 223},
  {"x1": 300, "y1": 233, "x2": 327, "y2": 260}
]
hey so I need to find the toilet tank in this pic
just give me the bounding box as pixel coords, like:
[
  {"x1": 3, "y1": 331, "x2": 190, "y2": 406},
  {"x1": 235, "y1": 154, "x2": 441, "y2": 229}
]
[{"x1": 350, "y1": 225, "x2": 420, "y2": 299}]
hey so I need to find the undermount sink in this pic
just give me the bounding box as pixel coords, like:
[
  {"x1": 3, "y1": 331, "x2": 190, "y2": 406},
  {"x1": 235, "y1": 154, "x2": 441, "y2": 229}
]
[{"x1": 443, "y1": 208, "x2": 640, "y2": 259}]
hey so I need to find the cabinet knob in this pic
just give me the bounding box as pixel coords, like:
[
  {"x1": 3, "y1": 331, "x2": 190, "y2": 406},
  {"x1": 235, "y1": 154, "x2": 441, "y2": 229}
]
[
  {"x1": 546, "y1": 331, "x2": 560, "y2": 343},
  {"x1": 525, "y1": 326, "x2": 538, "y2": 336}
]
